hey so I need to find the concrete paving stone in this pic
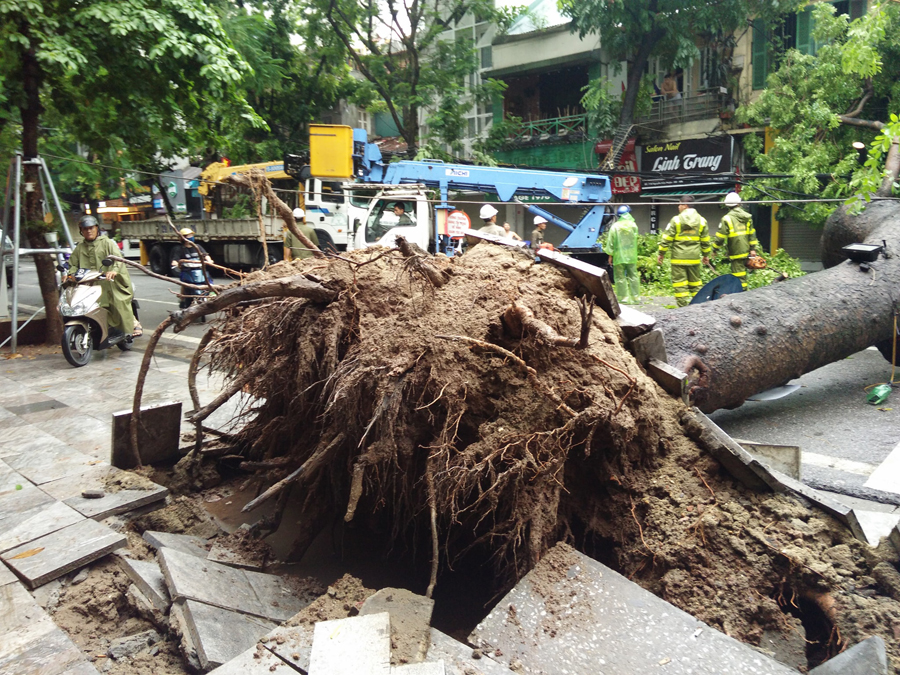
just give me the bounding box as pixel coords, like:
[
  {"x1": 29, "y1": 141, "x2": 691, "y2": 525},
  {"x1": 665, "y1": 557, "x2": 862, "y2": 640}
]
[
  {"x1": 853, "y1": 509, "x2": 900, "y2": 546},
  {"x1": 57, "y1": 661, "x2": 102, "y2": 675},
  {"x1": 809, "y1": 635, "x2": 887, "y2": 675},
  {"x1": 36, "y1": 414, "x2": 110, "y2": 448},
  {"x1": 360, "y1": 588, "x2": 434, "y2": 665},
  {"x1": 0, "y1": 390, "x2": 52, "y2": 408},
  {"x1": 469, "y1": 543, "x2": 798, "y2": 675},
  {"x1": 38, "y1": 464, "x2": 167, "y2": 520},
  {"x1": 206, "y1": 641, "x2": 286, "y2": 674},
  {"x1": 4, "y1": 398, "x2": 69, "y2": 416},
  {"x1": 19, "y1": 406, "x2": 83, "y2": 426},
  {"x1": 0, "y1": 581, "x2": 98, "y2": 674},
  {"x1": 0, "y1": 563, "x2": 16, "y2": 587},
  {"x1": 169, "y1": 600, "x2": 203, "y2": 672},
  {"x1": 111, "y1": 401, "x2": 182, "y2": 470},
  {"x1": 0, "y1": 460, "x2": 30, "y2": 491},
  {"x1": 117, "y1": 556, "x2": 170, "y2": 612},
  {"x1": 262, "y1": 623, "x2": 316, "y2": 671},
  {"x1": 392, "y1": 663, "x2": 446, "y2": 675},
  {"x1": 182, "y1": 599, "x2": 277, "y2": 670},
  {"x1": 143, "y1": 530, "x2": 210, "y2": 558},
  {"x1": 4, "y1": 441, "x2": 104, "y2": 486},
  {"x1": 244, "y1": 568, "x2": 310, "y2": 622},
  {"x1": 426, "y1": 629, "x2": 514, "y2": 675},
  {"x1": 159, "y1": 547, "x2": 298, "y2": 622},
  {"x1": 1, "y1": 517, "x2": 126, "y2": 589},
  {"x1": 0, "y1": 482, "x2": 55, "y2": 523},
  {"x1": 0, "y1": 422, "x2": 46, "y2": 449},
  {"x1": 0, "y1": 500, "x2": 85, "y2": 554},
  {"x1": 308, "y1": 612, "x2": 392, "y2": 675},
  {"x1": 864, "y1": 440, "x2": 900, "y2": 497}
]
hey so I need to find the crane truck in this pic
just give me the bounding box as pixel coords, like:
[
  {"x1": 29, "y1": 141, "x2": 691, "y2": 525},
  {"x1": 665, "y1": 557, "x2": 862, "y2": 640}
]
[{"x1": 309, "y1": 124, "x2": 614, "y2": 265}]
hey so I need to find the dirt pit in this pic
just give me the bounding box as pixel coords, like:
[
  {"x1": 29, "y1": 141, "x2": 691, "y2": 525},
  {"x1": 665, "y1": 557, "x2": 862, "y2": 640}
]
[{"x1": 126, "y1": 241, "x2": 900, "y2": 672}]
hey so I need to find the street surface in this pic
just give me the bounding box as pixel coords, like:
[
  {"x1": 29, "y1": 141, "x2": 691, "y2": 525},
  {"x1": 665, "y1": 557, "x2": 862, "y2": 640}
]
[{"x1": 7, "y1": 264, "x2": 900, "y2": 506}]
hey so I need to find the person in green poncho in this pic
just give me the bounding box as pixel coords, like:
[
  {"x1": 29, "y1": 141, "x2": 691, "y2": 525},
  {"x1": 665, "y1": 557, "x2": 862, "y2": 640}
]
[
  {"x1": 713, "y1": 191, "x2": 759, "y2": 290},
  {"x1": 67, "y1": 216, "x2": 141, "y2": 337},
  {"x1": 606, "y1": 205, "x2": 641, "y2": 304}
]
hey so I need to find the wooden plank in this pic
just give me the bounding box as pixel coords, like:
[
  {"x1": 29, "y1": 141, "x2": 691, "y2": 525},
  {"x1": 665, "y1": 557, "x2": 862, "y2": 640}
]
[{"x1": 1, "y1": 518, "x2": 126, "y2": 589}]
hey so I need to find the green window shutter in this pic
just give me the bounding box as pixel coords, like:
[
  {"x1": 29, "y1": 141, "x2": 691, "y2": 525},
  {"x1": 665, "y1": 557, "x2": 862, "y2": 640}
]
[
  {"x1": 492, "y1": 93, "x2": 503, "y2": 125},
  {"x1": 796, "y1": 6, "x2": 815, "y2": 55},
  {"x1": 752, "y1": 19, "x2": 768, "y2": 90}
]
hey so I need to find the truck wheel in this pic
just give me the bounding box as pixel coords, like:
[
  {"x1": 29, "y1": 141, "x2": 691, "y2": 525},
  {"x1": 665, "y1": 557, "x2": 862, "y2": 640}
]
[
  {"x1": 315, "y1": 230, "x2": 334, "y2": 253},
  {"x1": 149, "y1": 244, "x2": 169, "y2": 275}
]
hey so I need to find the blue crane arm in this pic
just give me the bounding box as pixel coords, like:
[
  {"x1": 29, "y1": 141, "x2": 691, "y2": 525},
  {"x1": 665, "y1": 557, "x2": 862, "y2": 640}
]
[{"x1": 353, "y1": 128, "x2": 612, "y2": 249}]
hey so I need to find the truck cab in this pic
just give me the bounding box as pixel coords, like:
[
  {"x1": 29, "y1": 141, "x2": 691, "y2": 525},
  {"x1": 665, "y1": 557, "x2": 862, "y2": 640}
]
[
  {"x1": 351, "y1": 186, "x2": 431, "y2": 251},
  {"x1": 303, "y1": 178, "x2": 352, "y2": 251}
]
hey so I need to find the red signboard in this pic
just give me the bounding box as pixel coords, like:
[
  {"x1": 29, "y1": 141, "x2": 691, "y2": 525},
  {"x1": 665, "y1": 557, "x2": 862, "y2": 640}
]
[
  {"x1": 595, "y1": 139, "x2": 641, "y2": 194},
  {"x1": 445, "y1": 210, "x2": 471, "y2": 238}
]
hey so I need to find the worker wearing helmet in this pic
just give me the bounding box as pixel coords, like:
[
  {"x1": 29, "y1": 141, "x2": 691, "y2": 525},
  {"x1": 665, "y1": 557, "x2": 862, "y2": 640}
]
[
  {"x1": 284, "y1": 207, "x2": 320, "y2": 261},
  {"x1": 171, "y1": 227, "x2": 213, "y2": 315},
  {"x1": 606, "y1": 205, "x2": 640, "y2": 304},
  {"x1": 713, "y1": 192, "x2": 759, "y2": 290},
  {"x1": 530, "y1": 216, "x2": 548, "y2": 250},
  {"x1": 68, "y1": 215, "x2": 141, "y2": 337},
  {"x1": 657, "y1": 196, "x2": 711, "y2": 306},
  {"x1": 477, "y1": 204, "x2": 507, "y2": 237}
]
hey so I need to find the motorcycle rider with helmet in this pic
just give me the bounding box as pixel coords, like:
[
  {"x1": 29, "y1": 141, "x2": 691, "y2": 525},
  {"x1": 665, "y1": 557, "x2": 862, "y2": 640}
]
[
  {"x1": 170, "y1": 227, "x2": 213, "y2": 318},
  {"x1": 67, "y1": 215, "x2": 141, "y2": 337}
]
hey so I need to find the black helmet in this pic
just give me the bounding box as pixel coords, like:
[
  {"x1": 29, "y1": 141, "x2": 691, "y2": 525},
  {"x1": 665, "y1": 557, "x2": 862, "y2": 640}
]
[{"x1": 78, "y1": 215, "x2": 99, "y2": 230}]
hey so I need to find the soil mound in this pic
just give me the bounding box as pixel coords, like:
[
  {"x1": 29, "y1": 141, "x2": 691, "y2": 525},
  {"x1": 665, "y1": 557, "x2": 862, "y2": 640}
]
[{"x1": 138, "y1": 242, "x2": 900, "y2": 671}]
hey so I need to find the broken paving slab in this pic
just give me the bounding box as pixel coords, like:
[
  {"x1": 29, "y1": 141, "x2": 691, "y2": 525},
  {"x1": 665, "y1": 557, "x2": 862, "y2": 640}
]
[
  {"x1": 852, "y1": 509, "x2": 900, "y2": 547},
  {"x1": 536, "y1": 248, "x2": 619, "y2": 319},
  {"x1": 118, "y1": 556, "x2": 171, "y2": 612},
  {"x1": 360, "y1": 588, "x2": 434, "y2": 665},
  {"x1": 809, "y1": 635, "x2": 888, "y2": 675},
  {"x1": 615, "y1": 304, "x2": 657, "y2": 339},
  {"x1": 111, "y1": 401, "x2": 183, "y2": 470},
  {"x1": 3, "y1": 442, "x2": 103, "y2": 486},
  {"x1": 1, "y1": 517, "x2": 126, "y2": 589},
  {"x1": 182, "y1": 599, "x2": 277, "y2": 670},
  {"x1": 0, "y1": 500, "x2": 85, "y2": 554},
  {"x1": 308, "y1": 611, "x2": 392, "y2": 675},
  {"x1": 736, "y1": 440, "x2": 801, "y2": 480},
  {"x1": 392, "y1": 663, "x2": 446, "y2": 674},
  {"x1": 207, "y1": 539, "x2": 265, "y2": 570},
  {"x1": 0, "y1": 582, "x2": 99, "y2": 674},
  {"x1": 206, "y1": 640, "x2": 286, "y2": 674},
  {"x1": 143, "y1": 530, "x2": 210, "y2": 558},
  {"x1": 426, "y1": 629, "x2": 514, "y2": 675},
  {"x1": 38, "y1": 464, "x2": 167, "y2": 520},
  {"x1": 159, "y1": 547, "x2": 307, "y2": 622},
  {"x1": 469, "y1": 543, "x2": 798, "y2": 675}
]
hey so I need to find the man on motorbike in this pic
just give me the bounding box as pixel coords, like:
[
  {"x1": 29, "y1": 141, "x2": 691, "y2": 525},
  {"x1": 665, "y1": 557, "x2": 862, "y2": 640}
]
[
  {"x1": 68, "y1": 216, "x2": 141, "y2": 337},
  {"x1": 171, "y1": 227, "x2": 213, "y2": 319}
]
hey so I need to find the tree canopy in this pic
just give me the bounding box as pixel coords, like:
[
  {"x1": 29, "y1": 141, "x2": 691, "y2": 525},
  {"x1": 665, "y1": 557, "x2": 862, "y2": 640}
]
[
  {"x1": 739, "y1": 1, "x2": 900, "y2": 226},
  {"x1": 303, "y1": 0, "x2": 501, "y2": 156}
]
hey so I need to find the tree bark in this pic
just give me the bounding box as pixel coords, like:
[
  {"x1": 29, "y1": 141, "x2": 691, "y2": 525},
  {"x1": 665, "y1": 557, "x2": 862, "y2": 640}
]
[
  {"x1": 656, "y1": 201, "x2": 900, "y2": 413},
  {"x1": 19, "y1": 37, "x2": 62, "y2": 344}
]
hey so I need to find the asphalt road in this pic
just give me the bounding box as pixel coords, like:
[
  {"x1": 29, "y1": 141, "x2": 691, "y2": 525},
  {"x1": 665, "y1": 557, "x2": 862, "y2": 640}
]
[{"x1": 7, "y1": 263, "x2": 900, "y2": 504}]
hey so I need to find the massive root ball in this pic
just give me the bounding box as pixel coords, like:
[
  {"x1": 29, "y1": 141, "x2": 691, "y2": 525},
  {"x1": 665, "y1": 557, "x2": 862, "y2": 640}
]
[
  {"x1": 201, "y1": 243, "x2": 655, "y2": 574},
  {"x1": 164, "y1": 242, "x2": 900, "y2": 669}
]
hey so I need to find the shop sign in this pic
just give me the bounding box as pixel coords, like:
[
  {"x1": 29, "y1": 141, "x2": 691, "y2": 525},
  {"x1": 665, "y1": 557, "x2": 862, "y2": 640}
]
[
  {"x1": 595, "y1": 139, "x2": 641, "y2": 194},
  {"x1": 641, "y1": 137, "x2": 733, "y2": 190}
]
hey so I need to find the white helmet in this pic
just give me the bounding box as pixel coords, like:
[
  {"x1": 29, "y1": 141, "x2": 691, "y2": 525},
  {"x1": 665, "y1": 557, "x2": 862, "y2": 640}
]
[
  {"x1": 479, "y1": 204, "x2": 498, "y2": 220},
  {"x1": 292, "y1": 207, "x2": 305, "y2": 219},
  {"x1": 724, "y1": 192, "x2": 742, "y2": 207},
  {"x1": 534, "y1": 216, "x2": 548, "y2": 225}
]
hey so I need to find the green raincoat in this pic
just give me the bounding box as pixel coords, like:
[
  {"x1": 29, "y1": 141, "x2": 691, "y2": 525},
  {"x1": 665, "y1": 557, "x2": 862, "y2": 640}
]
[
  {"x1": 713, "y1": 207, "x2": 759, "y2": 289},
  {"x1": 68, "y1": 234, "x2": 135, "y2": 333},
  {"x1": 606, "y1": 212, "x2": 641, "y2": 304}
]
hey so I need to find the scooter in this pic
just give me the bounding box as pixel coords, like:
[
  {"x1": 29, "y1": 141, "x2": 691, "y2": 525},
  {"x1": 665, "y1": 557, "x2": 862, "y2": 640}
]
[{"x1": 57, "y1": 258, "x2": 136, "y2": 367}]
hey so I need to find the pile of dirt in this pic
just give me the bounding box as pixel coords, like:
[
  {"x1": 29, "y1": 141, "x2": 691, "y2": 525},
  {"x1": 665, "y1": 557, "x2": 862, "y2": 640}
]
[{"x1": 137, "y1": 241, "x2": 900, "y2": 671}]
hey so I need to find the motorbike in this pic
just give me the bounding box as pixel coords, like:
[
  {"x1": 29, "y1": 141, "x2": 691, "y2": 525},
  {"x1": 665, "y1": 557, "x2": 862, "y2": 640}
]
[{"x1": 57, "y1": 258, "x2": 138, "y2": 367}]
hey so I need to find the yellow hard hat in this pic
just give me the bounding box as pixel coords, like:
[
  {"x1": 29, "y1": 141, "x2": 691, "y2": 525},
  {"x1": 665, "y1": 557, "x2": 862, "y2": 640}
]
[{"x1": 179, "y1": 227, "x2": 195, "y2": 237}]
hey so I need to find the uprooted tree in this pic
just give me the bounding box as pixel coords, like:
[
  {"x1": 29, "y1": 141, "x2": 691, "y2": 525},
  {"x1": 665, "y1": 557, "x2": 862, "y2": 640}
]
[{"x1": 128, "y1": 197, "x2": 900, "y2": 668}]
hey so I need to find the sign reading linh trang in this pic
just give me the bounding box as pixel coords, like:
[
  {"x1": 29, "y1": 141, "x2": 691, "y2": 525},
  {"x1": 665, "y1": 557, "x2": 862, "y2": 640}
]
[{"x1": 640, "y1": 136, "x2": 733, "y2": 189}]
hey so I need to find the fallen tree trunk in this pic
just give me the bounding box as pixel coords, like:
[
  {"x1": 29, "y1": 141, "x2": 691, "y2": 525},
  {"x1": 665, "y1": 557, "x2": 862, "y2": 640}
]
[{"x1": 657, "y1": 200, "x2": 900, "y2": 413}]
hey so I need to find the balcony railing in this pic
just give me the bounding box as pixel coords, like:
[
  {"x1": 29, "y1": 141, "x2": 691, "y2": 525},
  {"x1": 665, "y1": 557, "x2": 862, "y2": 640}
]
[
  {"x1": 636, "y1": 89, "x2": 730, "y2": 126},
  {"x1": 507, "y1": 113, "x2": 588, "y2": 143}
]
